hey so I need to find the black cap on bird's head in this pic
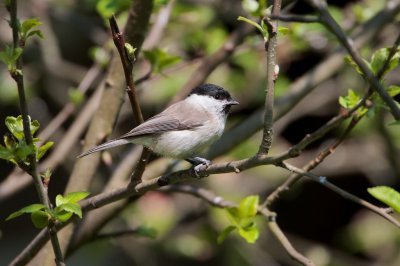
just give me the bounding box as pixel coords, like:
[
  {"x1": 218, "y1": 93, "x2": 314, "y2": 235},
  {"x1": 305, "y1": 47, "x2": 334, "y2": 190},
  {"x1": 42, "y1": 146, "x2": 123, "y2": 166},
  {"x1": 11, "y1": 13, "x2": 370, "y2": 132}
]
[{"x1": 189, "y1": 83, "x2": 239, "y2": 105}]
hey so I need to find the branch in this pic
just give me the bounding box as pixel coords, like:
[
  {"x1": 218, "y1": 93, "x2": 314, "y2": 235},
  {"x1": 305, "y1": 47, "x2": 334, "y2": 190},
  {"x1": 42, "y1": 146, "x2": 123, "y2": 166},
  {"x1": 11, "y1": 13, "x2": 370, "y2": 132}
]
[
  {"x1": 8, "y1": 1, "x2": 64, "y2": 265},
  {"x1": 163, "y1": 185, "x2": 314, "y2": 266},
  {"x1": 270, "y1": 14, "x2": 320, "y2": 23},
  {"x1": 209, "y1": 1, "x2": 400, "y2": 157},
  {"x1": 264, "y1": 115, "x2": 361, "y2": 207},
  {"x1": 306, "y1": 0, "x2": 400, "y2": 120},
  {"x1": 280, "y1": 162, "x2": 400, "y2": 228},
  {"x1": 108, "y1": 15, "x2": 151, "y2": 185},
  {"x1": 258, "y1": 0, "x2": 281, "y2": 155}
]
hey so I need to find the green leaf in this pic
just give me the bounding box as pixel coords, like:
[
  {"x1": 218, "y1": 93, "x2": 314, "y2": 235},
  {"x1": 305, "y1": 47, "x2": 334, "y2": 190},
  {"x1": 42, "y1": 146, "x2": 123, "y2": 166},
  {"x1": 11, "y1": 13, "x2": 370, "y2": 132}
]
[
  {"x1": 389, "y1": 120, "x2": 400, "y2": 126},
  {"x1": 20, "y1": 18, "x2": 42, "y2": 40},
  {"x1": 68, "y1": 88, "x2": 84, "y2": 106},
  {"x1": 5, "y1": 115, "x2": 40, "y2": 140},
  {"x1": 238, "y1": 195, "x2": 259, "y2": 218},
  {"x1": 339, "y1": 89, "x2": 359, "y2": 109},
  {"x1": 237, "y1": 16, "x2": 266, "y2": 38},
  {"x1": 278, "y1": 26, "x2": 290, "y2": 36},
  {"x1": 217, "y1": 225, "x2": 236, "y2": 244},
  {"x1": 0, "y1": 46, "x2": 23, "y2": 71},
  {"x1": 368, "y1": 186, "x2": 400, "y2": 213},
  {"x1": 89, "y1": 46, "x2": 110, "y2": 67},
  {"x1": 57, "y1": 202, "x2": 82, "y2": 218},
  {"x1": 0, "y1": 144, "x2": 14, "y2": 161},
  {"x1": 370, "y1": 48, "x2": 400, "y2": 76},
  {"x1": 344, "y1": 55, "x2": 371, "y2": 76},
  {"x1": 238, "y1": 225, "x2": 259, "y2": 243},
  {"x1": 31, "y1": 210, "x2": 51, "y2": 229},
  {"x1": 6, "y1": 203, "x2": 46, "y2": 220},
  {"x1": 226, "y1": 207, "x2": 241, "y2": 226},
  {"x1": 96, "y1": 0, "x2": 131, "y2": 19},
  {"x1": 387, "y1": 85, "x2": 400, "y2": 97},
  {"x1": 143, "y1": 48, "x2": 181, "y2": 73},
  {"x1": 54, "y1": 210, "x2": 73, "y2": 222},
  {"x1": 37, "y1": 141, "x2": 54, "y2": 160},
  {"x1": 64, "y1": 191, "x2": 90, "y2": 204},
  {"x1": 14, "y1": 142, "x2": 36, "y2": 161},
  {"x1": 124, "y1": 43, "x2": 137, "y2": 61},
  {"x1": 135, "y1": 226, "x2": 157, "y2": 239}
]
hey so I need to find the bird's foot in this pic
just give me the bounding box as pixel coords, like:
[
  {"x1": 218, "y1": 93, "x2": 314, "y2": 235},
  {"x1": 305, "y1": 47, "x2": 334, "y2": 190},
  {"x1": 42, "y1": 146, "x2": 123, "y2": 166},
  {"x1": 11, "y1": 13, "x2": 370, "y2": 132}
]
[{"x1": 186, "y1": 157, "x2": 211, "y2": 178}]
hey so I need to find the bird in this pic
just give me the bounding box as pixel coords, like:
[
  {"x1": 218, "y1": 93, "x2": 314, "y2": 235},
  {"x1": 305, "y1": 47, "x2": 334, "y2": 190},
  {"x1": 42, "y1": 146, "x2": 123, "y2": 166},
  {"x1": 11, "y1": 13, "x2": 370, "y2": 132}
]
[{"x1": 78, "y1": 83, "x2": 239, "y2": 172}]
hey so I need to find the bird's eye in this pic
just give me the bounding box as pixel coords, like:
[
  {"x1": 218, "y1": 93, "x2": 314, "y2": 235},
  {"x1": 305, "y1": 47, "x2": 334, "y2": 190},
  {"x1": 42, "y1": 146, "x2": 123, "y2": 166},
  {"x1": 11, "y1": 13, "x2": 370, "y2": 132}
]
[{"x1": 214, "y1": 94, "x2": 221, "y2": 99}]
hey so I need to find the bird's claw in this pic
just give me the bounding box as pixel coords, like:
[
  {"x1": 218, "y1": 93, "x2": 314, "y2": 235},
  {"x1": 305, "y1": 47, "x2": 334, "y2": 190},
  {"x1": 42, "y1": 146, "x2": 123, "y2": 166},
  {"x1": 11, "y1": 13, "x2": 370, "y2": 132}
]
[{"x1": 187, "y1": 157, "x2": 211, "y2": 178}]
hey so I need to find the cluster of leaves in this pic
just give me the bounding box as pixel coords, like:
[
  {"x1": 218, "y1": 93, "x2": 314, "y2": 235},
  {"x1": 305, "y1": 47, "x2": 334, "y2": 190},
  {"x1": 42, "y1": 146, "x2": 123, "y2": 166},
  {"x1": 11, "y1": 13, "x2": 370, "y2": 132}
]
[
  {"x1": 340, "y1": 47, "x2": 400, "y2": 117},
  {"x1": 0, "y1": 116, "x2": 53, "y2": 167},
  {"x1": 6, "y1": 192, "x2": 90, "y2": 228},
  {"x1": 218, "y1": 195, "x2": 260, "y2": 244},
  {"x1": 0, "y1": 18, "x2": 42, "y2": 76}
]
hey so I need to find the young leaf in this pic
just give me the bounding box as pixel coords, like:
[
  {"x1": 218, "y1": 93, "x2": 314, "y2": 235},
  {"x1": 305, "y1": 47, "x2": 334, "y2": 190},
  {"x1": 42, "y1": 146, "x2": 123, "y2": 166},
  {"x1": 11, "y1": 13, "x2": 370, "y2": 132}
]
[
  {"x1": 368, "y1": 186, "x2": 400, "y2": 213},
  {"x1": 0, "y1": 46, "x2": 23, "y2": 71},
  {"x1": 238, "y1": 225, "x2": 259, "y2": 244},
  {"x1": 124, "y1": 43, "x2": 137, "y2": 61},
  {"x1": 54, "y1": 210, "x2": 73, "y2": 222},
  {"x1": 5, "y1": 115, "x2": 40, "y2": 140},
  {"x1": 278, "y1": 26, "x2": 290, "y2": 36},
  {"x1": 31, "y1": 210, "x2": 51, "y2": 229},
  {"x1": 237, "y1": 16, "x2": 266, "y2": 38},
  {"x1": 68, "y1": 88, "x2": 84, "y2": 106},
  {"x1": 57, "y1": 202, "x2": 82, "y2": 218},
  {"x1": 370, "y1": 47, "x2": 400, "y2": 76},
  {"x1": 37, "y1": 141, "x2": 54, "y2": 160},
  {"x1": 217, "y1": 225, "x2": 236, "y2": 244},
  {"x1": 387, "y1": 85, "x2": 400, "y2": 97},
  {"x1": 6, "y1": 203, "x2": 46, "y2": 221},
  {"x1": 238, "y1": 195, "x2": 259, "y2": 218},
  {"x1": 20, "y1": 18, "x2": 43, "y2": 40},
  {"x1": 64, "y1": 191, "x2": 90, "y2": 204},
  {"x1": 135, "y1": 226, "x2": 157, "y2": 239},
  {"x1": 344, "y1": 56, "x2": 371, "y2": 76},
  {"x1": 0, "y1": 145, "x2": 14, "y2": 161}
]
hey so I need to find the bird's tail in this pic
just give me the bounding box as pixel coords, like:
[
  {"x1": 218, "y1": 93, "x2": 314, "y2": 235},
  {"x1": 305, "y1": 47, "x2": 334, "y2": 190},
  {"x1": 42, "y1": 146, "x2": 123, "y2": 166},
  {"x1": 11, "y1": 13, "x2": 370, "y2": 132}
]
[{"x1": 77, "y1": 138, "x2": 131, "y2": 158}]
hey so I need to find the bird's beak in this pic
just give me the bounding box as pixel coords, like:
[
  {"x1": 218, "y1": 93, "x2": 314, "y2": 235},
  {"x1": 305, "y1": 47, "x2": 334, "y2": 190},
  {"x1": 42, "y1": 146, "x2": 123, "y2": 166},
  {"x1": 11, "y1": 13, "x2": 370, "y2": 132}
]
[{"x1": 228, "y1": 100, "x2": 239, "y2": 105}]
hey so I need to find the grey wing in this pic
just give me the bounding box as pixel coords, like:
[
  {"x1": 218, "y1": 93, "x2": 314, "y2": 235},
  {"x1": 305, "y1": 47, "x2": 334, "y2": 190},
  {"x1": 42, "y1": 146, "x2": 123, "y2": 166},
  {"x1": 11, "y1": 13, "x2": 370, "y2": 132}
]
[{"x1": 119, "y1": 102, "x2": 205, "y2": 139}]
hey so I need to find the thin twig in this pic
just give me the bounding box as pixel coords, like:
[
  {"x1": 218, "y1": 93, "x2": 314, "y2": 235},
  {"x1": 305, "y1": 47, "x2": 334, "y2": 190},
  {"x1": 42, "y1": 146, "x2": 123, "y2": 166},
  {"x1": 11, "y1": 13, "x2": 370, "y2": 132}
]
[
  {"x1": 264, "y1": 116, "x2": 361, "y2": 207},
  {"x1": 271, "y1": 14, "x2": 320, "y2": 23},
  {"x1": 163, "y1": 185, "x2": 314, "y2": 265},
  {"x1": 8, "y1": 0, "x2": 64, "y2": 265},
  {"x1": 280, "y1": 162, "x2": 400, "y2": 228},
  {"x1": 306, "y1": 0, "x2": 400, "y2": 120},
  {"x1": 258, "y1": 0, "x2": 281, "y2": 155},
  {"x1": 108, "y1": 15, "x2": 151, "y2": 185}
]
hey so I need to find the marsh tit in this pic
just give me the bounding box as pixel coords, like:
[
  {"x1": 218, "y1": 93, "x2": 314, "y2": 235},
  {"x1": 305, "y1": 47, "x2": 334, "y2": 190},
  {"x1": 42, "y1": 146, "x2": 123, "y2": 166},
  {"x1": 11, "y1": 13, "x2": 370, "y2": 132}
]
[{"x1": 78, "y1": 83, "x2": 239, "y2": 172}]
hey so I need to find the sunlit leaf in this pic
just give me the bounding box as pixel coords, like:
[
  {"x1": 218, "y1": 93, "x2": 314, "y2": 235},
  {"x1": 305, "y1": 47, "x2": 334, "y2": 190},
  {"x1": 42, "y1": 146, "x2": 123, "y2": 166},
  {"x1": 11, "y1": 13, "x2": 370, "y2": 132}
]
[
  {"x1": 31, "y1": 210, "x2": 51, "y2": 229},
  {"x1": 217, "y1": 225, "x2": 236, "y2": 244},
  {"x1": 64, "y1": 191, "x2": 90, "y2": 204},
  {"x1": 37, "y1": 141, "x2": 54, "y2": 160},
  {"x1": 238, "y1": 225, "x2": 259, "y2": 243},
  {"x1": 368, "y1": 186, "x2": 400, "y2": 213},
  {"x1": 0, "y1": 145, "x2": 13, "y2": 161},
  {"x1": 238, "y1": 195, "x2": 259, "y2": 218},
  {"x1": 57, "y1": 202, "x2": 82, "y2": 218},
  {"x1": 6, "y1": 204, "x2": 46, "y2": 221}
]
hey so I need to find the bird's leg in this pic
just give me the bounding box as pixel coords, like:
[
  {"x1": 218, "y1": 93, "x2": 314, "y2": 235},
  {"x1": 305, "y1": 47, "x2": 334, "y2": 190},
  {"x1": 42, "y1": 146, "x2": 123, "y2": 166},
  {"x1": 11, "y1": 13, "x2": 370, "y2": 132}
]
[{"x1": 186, "y1": 157, "x2": 211, "y2": 177}]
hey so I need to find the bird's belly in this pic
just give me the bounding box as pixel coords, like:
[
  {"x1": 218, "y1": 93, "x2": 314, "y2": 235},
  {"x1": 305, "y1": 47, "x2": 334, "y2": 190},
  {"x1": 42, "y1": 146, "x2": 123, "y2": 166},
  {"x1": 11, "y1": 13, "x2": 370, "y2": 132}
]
[{"x1": 150, "y1": 127, "x2": 222, "y2": 158}]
